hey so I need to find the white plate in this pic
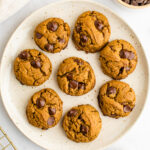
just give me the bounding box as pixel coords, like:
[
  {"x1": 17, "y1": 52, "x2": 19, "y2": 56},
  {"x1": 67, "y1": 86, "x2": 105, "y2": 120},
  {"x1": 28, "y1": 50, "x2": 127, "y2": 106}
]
[{"x1": 0, "y1": 0, "x2": 149, "y2": 150}]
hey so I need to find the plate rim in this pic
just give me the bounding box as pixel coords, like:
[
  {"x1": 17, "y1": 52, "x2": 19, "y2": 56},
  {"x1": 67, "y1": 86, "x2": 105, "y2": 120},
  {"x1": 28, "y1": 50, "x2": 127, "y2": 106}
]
[{"x1": 0, "y1": 0, "x2": 149, "y2": 149}]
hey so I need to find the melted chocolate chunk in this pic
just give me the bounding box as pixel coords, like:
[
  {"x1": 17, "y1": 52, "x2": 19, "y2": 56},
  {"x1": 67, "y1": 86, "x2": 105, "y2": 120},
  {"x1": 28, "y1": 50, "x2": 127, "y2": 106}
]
[
  {"x1": 36, "y1": 97, "x2": 45, "y2": 108},
  {"x1": 31, "y1": 60, "x2": 41, "y2": 68},
  {"x1": 47, "y1": 21, "x2": 58, "y2": 31},
  {"x1": 80, "y1": 125, "x2": 88, "y2": 135},
  {"x1": 44, "y1": 44, "x2": 54, "y2": 52},
  {"x1": 78, "y1": 82, "x2": 85, "y2": 90},
  {"x1": 69, "y1": 80, "x2": 78, "y2": 89},
  {"x1": 47, "y1": 117, "x2": 55, "y2": 126},
  {"x1": 76, "y1": 24, "x2": 82, "y2": 33},
  {"x1": 36, "y1": 32, "x2": 43, "y2": 39},
  {"x1": 94, "y1": 20, "x2": 104, "y2": 31},
  {"x1": 80, "y1": 34, "x2": 88, "y2": 43},
  {"x1": 123, "y1": 105, "x2": 132, "y2": 113},
  {"x1": 19, "y1": 51, "x2": 30, "y2": 60},
  {"x1": 120, "y1": 50, "x2": 135, "y2": 60},
  {"x1": 67, "y1": 73, "x2": 73, "y2": 80},
  {"x1": 67, "y1": 109, "x2": 78, "y2": 117},
  {"x1": 48, "y1": 107, "x2": 56, "y2": 115},
  {"x1": 107, "y1": 87, "x2": 116, "y2": 95}
]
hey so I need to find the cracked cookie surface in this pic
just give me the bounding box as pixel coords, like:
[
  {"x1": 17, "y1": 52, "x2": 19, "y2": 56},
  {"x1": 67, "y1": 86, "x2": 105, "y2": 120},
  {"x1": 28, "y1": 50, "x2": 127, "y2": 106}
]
[
  {"x1": 26, "y1": 88, "x2": 63, "y2": 129},
  {"x1": 14, "y1": 49, "x2": 52, "y2": 86},
  {"x1": 62, "y1": 104, "x2": 102, "y2": 142},
  {"x1": 99, "y1": 40, "x2": 138, "y2": 79},
  {"x1": 34, "y1": 18, "x2": 70, "y2": 53},
  {"x1": 57, "y1": 57, "x2": 95, "y2": 96},
  {"x1": 73, "y1": 11, "x2": 111, "y2": 53},
  {"x1": 98, "y1": 80, "x2": 136, "y2": 118}
]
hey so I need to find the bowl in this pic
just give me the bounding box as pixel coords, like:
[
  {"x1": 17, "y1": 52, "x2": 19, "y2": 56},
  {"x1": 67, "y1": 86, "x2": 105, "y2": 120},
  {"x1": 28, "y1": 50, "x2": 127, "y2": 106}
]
[{"x1": 117, "y1": 0, "x2": 150, "y2": 9}]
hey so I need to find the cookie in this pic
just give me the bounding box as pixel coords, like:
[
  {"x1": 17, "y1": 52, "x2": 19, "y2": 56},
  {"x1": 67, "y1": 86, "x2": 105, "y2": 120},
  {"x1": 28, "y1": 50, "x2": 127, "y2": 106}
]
[
  {"x1": 26, "y1": 88, "x2": 63, "y2": 129},
  {"x1": 62, "y1": 104, "x2": 102, "y2": 142},
  {"x1": 57, "y1": 57, "x2": 95, "y2": 96},
  {"x1": 99, "y1": 40, "x2": 138, "y2": 79},
  {"x1": 34, "y1": 18, "x2": 70, "y2": 53},
  {"x1": 14, "y1": 49, "x2": 52, "y2": 86},
  {"x1": 73, "y1": 11, "x2": 111, "y2": 53},
  {"x1": 98, "y1": 80, "x2": 136, "y2": 118}
]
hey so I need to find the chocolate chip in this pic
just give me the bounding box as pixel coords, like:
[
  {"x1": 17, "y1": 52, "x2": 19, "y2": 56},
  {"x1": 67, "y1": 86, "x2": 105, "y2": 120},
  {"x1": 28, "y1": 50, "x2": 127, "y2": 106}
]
[
  {"x1": 47, "y1": 117, "x2": 55, "y2": 126},
  {"x1": 58, "y1": 38, "x2": 65, "y2": 43},
  {"x1": 123, "y1": 105, "x2": 132, "y2": 113},
  {"x1": 19, "y1": 51, "x2": 30, "y2": 60},
  {"x1": 47, "y1": 22, "x2": 58, "y2": 31},
  {"x1": 94, "y1": 20, "x2": 104, "y2": 31},
  {"x1": 131, "y1": 0, "x2": 139, "y2": 5},
  {"x1": 66, "y1": 73, "x2": 73, "y2": 80},
  {"x1": 119, "y1": 67, "x2": 124, "y2": 74},
  {"x1": 67, "y1": 109, "x2": 78, "y2": 117},
  {"x1": 120, "y1": 50, "x2": 135, "y2": 60},
  {"x1": 74, "y1": 59, "x2": 84, "y2": 65},
  {"x1": 69, "y1": 80, "x2": 78, "y2": 89},
  {"x1": 36, "y1": 97, "x2": 45, "y2": 108},
  {"x1": 80, "y1": 34, "x2": 88, "y2": 43},
  {"x1": 76, "y1": 24, "x2": 82, "y2": 33},
  {"x1": 78, "y1": 115, "x2": 85, "y2": 123},
  {"x1": 107, "y1": 87, "x2": 116, "y2": 95},
  {"x1": 31, "y1": 60, "x2": 41, "y2": 68},
  {"x1": 126, "y1": 66, "x2": 130, "y2": 71},
  {"x1": 44, "y1": 44, "x2": 54, "y2": 52},
  {"x1": 36, "y1": 32, "x2": 43, "y2": 39},
  {"x1": 78, "y1": 82, "x2": 85, "y2": 90},
  {"x1": 80, "y1": 125, "x2": 88, "y2": 135},
  {"x1": 48, "y1": 107, "x2": 56, "y2": 115},
  {"x1": 78, "y1": 115, "x2": 82, "y2": 120}
]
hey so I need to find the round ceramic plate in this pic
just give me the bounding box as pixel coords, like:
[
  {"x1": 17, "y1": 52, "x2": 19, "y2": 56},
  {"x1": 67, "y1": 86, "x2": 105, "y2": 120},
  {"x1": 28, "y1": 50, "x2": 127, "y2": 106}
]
[{"x1": 0, "y1": 0, "x2": 149, "y2": 150}]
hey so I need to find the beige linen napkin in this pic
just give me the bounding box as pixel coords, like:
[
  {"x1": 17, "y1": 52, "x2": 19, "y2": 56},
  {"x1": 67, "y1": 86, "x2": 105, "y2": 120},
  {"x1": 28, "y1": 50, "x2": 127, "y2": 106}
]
[{"x1": 0, "y1": 0, "x2": 29, "y2": 23}]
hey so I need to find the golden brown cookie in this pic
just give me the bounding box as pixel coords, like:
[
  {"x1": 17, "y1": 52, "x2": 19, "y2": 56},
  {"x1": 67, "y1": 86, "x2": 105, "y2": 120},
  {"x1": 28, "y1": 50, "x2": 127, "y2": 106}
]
[
  {"x1": 99, "y1": 40, "x2": 138, "y2": 79},
  {"x1": 98, "y1": 80, "x2": 136, "y2": 118},
  {"x1": 62, "y1": 104, "x2": 102, "y2": 142},
  {"x1": 34, "y1": 18, "x2": 70, "y2": 53},
  {"x1": 73, "y1": 11, "x2": 111, "y2": 53},
  {"x1": 26, "y1": 88, "x2": 63, "y2": 129},
  {"x1": 14, "y1": 49, "x2": 52, "y2": 86},
  {"x1": 57, "y1": 57, "x2": 95, "y2": 96}
]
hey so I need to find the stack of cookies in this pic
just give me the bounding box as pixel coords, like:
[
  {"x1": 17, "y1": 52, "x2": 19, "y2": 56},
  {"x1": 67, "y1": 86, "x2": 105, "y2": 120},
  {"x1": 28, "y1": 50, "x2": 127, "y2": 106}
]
[{"x1": 13, "y1": 11, "x2": 137, "y2": 143}]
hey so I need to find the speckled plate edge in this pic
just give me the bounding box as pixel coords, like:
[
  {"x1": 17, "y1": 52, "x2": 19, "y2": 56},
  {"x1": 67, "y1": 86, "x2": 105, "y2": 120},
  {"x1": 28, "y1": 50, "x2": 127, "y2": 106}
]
[{"x1": 0, "y1": 0, "x2": 149, "y2": 149}]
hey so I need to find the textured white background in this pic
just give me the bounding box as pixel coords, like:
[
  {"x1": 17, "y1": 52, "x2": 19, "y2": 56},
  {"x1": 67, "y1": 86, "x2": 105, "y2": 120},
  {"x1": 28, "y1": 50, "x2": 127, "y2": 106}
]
[{"x1": 0, "y1": 0, "x2": 150, "y2": 150}]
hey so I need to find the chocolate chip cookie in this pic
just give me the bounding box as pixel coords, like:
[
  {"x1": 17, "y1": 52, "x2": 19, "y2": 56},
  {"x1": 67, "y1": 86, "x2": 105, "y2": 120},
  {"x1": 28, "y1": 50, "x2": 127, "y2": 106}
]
[
  {"x1": 99, "y1": 40, "x2": 138, "y2": 79},
  {"x1": 34, "y1": 18, "x2": 70, "y2": 53},
  {"x1": 14, "y1": 49, "x2": 52, "y2": 86},
  {"x1": 98, "y1": 80, "x2": 136, "y2": 118},
  {"x1": 73, "y1": 11, "x2": 111, "y2": 53},
  {"x1": 26, "y1": 88, "x2": 63, "y2": 129},
  {"x1": 62, "y1": 104, "x2": 102, "y2": 142},
  {"x1": 57, "y1": 57, "x2": 95, "y2": 96}
]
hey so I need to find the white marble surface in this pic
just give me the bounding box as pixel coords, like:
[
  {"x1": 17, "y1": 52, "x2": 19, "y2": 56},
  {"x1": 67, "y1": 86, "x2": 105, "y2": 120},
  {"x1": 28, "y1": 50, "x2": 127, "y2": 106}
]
[{"x1": 0, "y1": 0, "x2": 150, "y2": 150}]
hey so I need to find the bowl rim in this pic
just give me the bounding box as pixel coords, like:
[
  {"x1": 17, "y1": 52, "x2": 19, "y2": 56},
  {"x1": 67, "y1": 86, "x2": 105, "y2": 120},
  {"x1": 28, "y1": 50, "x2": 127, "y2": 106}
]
[{"x1": 117, "y1": 0, "x2": 150, "y2": 9}]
